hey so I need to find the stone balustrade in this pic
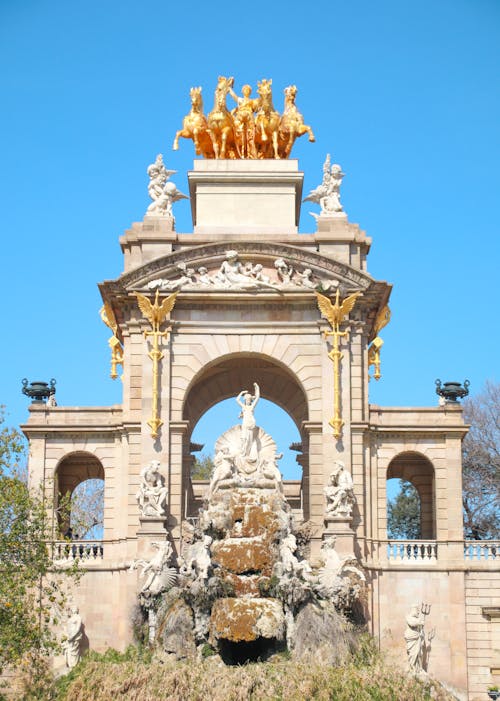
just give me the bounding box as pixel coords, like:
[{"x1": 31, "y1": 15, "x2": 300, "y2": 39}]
[
  {"x1": 386, "y1": 540, "x2": 438, "y2": 563},
  {"x1": 464, "y1": 540, "x2": 499, "y2": 561},
  {"x1": 52, "y1": 540, "x2": 104, "y2": 563}
]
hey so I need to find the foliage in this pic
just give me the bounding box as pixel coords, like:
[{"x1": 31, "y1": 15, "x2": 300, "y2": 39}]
[
  {"x1": 387, "y1": 480, "x2": 421, "y2": 539},
  {"x1": 0, "y1": 408, "x2": 79, "y2": 680},
  {"x1": 69, "y1": 479, "x2": 104, "y2": 540},
  {"x1": 49, "y1": 648, "x2": 456, "y2": 701},
  {"x1": 462, "y1": 380, "x2": 500, "y2": 540},
  {"x1": 191, "y1": 453, "x2": 214, "y2": 480}
]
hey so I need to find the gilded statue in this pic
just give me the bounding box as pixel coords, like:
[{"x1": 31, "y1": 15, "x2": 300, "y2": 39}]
[
  {"x1": 173, "y1": 77, "x2": 314, "y2": 160},
  {"x1": 173, "y1": 87, "x2": 214, "y2": 158},
  {"x1": 278, "y1": 85, "x2": 315, "y2": 159},
  {"x1": 229, "y1": 84, "x2": 259, "y2": 159},
  {"x1": 207, "y1": 76, "x2": 239, "y2": 159}
]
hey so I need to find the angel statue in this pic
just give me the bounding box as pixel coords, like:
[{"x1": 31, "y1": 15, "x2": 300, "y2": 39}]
[
  {"x1": 145, "y1": 153, "x2": 188, "y2": 219},
  {"x1": 304, "y1": 154, "x2": 345, "y2": 217}
]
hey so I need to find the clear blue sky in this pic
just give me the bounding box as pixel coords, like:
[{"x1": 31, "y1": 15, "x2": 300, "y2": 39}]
[{"x1": 1, "y1": 0, "x2": 498, "y2": 475}]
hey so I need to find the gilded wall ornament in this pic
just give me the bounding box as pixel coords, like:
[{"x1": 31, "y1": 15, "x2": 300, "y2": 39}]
[
  {"x1": 316, "y1": 289, "x2": 360, "y2": 439},
  {"x1": 135, "y1": 290, "x2": 178, "y2": 438}
]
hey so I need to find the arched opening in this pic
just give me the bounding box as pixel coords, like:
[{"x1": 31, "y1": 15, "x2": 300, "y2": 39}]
[
  {"x1": 191, "y1": 398, "x2": 302, "y2": 480},
  {"x1": 182, "y1": 353, "x2": 309, "y2": 519},
  {"x1": 386, "y1": 452, "x2": 435, "y2": 539},
  {"x1": 55, "y1": 452, "x2": 105, "y2": 540}
]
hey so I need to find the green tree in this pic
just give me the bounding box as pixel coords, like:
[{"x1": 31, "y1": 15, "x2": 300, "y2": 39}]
[
  {"x1": 462, "y1": 381, "x2": 500, "y2": 540},
  {"x1": 0, "y1": 408, "x2": 78, "y2": 679},
  {"x1": 387, "y1": 480, "x2": 421, "y2": 539},
  {"x1": 191, "y1": 453, "x2": 215, "y2": 480}
]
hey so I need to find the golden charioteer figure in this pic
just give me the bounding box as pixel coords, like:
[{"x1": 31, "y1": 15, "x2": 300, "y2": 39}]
[{"x1": 173, "y1": 77, "x2": 315, "y2": 160}]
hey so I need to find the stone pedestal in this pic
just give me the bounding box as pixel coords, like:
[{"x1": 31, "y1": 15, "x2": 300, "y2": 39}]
[
  {"x1": 323, "y1": 516, "x2": 355, "y2": 558},
  {"x1": 188, "y1": 159, "x2": 303, "y2": 235},
  {"x1": 136, "y1": 517, "x2": 167, "y2": 557}
]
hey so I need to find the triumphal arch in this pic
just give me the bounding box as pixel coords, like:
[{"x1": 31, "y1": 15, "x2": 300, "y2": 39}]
[{"x1": 23, "y1": 78, "x2": 499, "y2": 698}]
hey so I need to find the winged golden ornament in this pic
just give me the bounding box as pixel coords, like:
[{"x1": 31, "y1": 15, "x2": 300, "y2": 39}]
[
  {"x1": 135, "y1": 290, "x2": 178, "y2": 439},
  {"x1": 99, "y1": 302, "x2": 124, "y2": 380},
  {"x1": 316, "y1": 289, "x2": 361, "y2": 439},
  {"x1": 368, "y1": 304, "x2": 391, "y2": 381}
]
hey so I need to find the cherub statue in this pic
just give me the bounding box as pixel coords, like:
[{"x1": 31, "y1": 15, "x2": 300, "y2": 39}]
[
  {"x1": 136, "y1": 460, "x2": 169, "y2": 518},
  {"x1": 145, "y1": 153, "x2": 188, "y2": 219},
  {"x1": 304, "y1": 154, "x2": 345, "y2": 217},
  {"x1": 129, "y1": 540, "x2": 176, "y2": 599},
  {"x1": 274, "y1": 258, "x2": 294, "y2": 284}
]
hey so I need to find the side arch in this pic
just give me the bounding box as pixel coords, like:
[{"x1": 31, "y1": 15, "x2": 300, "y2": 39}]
[
  {"x1": 387, "y1": 451, "x2": 435, "y2": 539},
  {"x1": 54, "y1": 451, "x2": 105, "y2": 538}
]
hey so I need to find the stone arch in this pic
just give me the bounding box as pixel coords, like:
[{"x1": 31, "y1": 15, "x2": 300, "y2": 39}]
[
  {"x1": 182, "y1": 352, "x2": 309, "y2": 432},
  {"x1": 386, "y1": 451, "x2": 435, "y2": 539},
  {"x1": 54, "y1": 451, "x2": 105, "y2": 537},
  {"x1": 180, "y1": 353, "x2": 310, "y2": 518}
]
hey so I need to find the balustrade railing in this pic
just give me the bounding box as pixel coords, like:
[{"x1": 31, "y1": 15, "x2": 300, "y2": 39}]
[
  {"x1": 387, "y1": 540, "x2": 438, "y2": 563},
  {"x1": 52, "y1": 540, "x2": 104, "y2": 563},
  {"x1": 464, "y1": 540, "x2": 499, "y2": 561}
]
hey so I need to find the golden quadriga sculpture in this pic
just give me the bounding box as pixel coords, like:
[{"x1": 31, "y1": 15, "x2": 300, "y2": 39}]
[{"x1": 173, "y1": 77, "x2": 315, "y2": 160}]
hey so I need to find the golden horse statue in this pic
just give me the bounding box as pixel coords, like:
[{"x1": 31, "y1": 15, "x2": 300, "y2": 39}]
[
  {"x1": 173, "y1": 87, "x2": 214, "y2": 158},
  {"x1": 278, "y1": 85, "x2": 315, "y2": 159},
  {"x1": 254, "y1": 79, "x2": 281, "y2": 159},
  {"x1": 207, "y1": 76, "x2": 240, "y2": 159}
]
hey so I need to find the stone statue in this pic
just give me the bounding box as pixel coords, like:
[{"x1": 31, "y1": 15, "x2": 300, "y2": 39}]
[
  {"x1": 130, "y1": 540, "x2": 176, "y2": 600},
  {"x1": 64, "y1": 606, "x2": 83, "y2": 669},
  {"x1": 136, "y1": 460, "x2": 168, "y2": 518},
  {"x1": 274, "y1": 258, "x2": 294, "y2": 284},
  {"x1": 304, "y1": 154, "x2": 345, "y2": 216},
  {"x1": 404, "y1": 603, "x2": 434, "y2": 673},
  {"x1": 236, "y1": 382, "x2": 260, "y2": 459},
  {"x1": 206, "y1": 448, "x2": 236, "y2": 500},
  {"x1": 146, "y1": 153, "x2": 188, "y2": 219},
  {"x1": 178, "y1": 534, "x2": 213, "y2": 581},
  {"x1": 324, "y1": 461, "x2": 355, "y2": 519}
]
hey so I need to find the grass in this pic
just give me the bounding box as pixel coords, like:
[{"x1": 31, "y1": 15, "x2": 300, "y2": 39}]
[{"x1": 45, "y1": 645, "x2": 457, "y2": 701}]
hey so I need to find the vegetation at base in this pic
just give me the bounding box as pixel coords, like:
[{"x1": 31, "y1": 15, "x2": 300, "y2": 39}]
[
  {"x1": 0, "y1": 408, "x2": 80, "y2": 691},
  {"x1": 46, "y1": 643, "x2": 457, "y2": 701}
]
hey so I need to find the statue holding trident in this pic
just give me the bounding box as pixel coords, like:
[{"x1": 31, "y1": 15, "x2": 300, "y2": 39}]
[{"x1": 236, "y1": 382, "x2": 260, "y2": 460}]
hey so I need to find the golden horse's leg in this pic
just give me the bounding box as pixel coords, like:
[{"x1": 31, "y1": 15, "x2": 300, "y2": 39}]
[{"x1": 272, "y1": 129, "x2": 279, "y2": 159}]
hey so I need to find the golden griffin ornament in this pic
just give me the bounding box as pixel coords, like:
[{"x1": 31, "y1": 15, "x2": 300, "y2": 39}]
[
  {"x1": 316, "y1": 289, "x2": 361, "y2": 439},
  {"x1": 135, "y1": 290, "x2": 178, "y2": 439}
]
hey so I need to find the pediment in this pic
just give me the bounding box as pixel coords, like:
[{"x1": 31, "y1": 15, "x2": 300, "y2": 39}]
[{"x1": 99, "y1": 241, "x2": 391, "y2": 335}]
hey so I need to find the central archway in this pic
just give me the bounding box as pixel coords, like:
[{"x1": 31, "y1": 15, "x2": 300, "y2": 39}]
[{"x1": 181, "y1": 353, "x2": 310, "y2": 519}]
